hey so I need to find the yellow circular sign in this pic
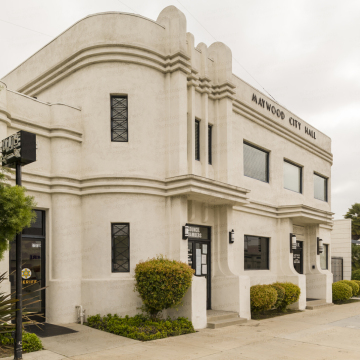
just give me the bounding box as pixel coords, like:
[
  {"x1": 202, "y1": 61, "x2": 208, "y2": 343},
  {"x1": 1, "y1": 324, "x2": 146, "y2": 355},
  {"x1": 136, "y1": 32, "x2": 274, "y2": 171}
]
[{"x1": 22, "y1": 268, "x2": 31, "y2": 280}]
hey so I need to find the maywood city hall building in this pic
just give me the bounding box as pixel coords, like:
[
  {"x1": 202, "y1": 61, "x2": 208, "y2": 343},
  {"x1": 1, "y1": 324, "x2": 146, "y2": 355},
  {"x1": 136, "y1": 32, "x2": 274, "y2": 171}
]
[{"x1": 0, "y1": 6, "x2": 334, "y2": 328}]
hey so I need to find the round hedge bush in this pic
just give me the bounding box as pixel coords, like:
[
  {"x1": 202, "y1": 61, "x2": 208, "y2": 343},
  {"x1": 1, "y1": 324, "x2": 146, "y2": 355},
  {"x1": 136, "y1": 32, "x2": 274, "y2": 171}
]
[
  {"x1": 134, "y1": 256, "x2": 194, "y2": 317},
  {"x1": 339, "y1": 280, "x2": 359, "y2": 296},
  {"x1": 273, "y1": 282, "x2": 301, "y2": 310},
  {"x1": 352, "y1": 280, "x2": 360, "y2": 295},
  {"x1": 271, "y1": 284, "x2": 285, "y2": 309},
  {"x1": 250, "y1": 285, "x2": 277, "y2": 313},
  {"x1": 332, "y1": 282, "x2": 352, "y2": 302},
  {"x1": 23, "y1": 333, "x2": 42, "y2": 353},
  {"x1": 352, "y1": 269, "x2": 360, "y2": 281}
]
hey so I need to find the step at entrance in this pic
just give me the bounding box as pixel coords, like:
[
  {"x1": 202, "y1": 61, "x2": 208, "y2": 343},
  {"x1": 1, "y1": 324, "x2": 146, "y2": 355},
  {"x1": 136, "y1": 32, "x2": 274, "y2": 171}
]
[
  {"x1": 306, "y1": 299, "x2": 334, "y2": 310},
  {"x1": 207, "y1": 310, "x2": 247, "y2": 329}
]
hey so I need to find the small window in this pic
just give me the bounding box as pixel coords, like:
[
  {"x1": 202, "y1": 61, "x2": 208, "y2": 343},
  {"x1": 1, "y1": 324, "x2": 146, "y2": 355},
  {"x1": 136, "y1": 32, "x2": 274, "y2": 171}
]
[
  {"x1": 243, "y1": 142, "x2": 269, "y2": 182},
  {"x1": 111, "y1": 96, "x2": 128, "y2": 142},
  {"x1": 244, "y1": 235, "x2": 269, "y2": 270},
  {"x1": 320, "y1": 244, "x2": 328, "y2": 270},
  {"x1": 208, "y1": 125, "x2": 212, "y2": 165},
  {"x1": 314, "y1": 173, "x2": 328, "y2": 201},
  {"x1": 112, "y1": 223, "x2": 130, "y2": 272},
  {"x1": 195, "y1": 120, "x2": 200, "y2": 161},
  {"x1": 284, "y1": 160, "x2": 302, "y2": 193}
]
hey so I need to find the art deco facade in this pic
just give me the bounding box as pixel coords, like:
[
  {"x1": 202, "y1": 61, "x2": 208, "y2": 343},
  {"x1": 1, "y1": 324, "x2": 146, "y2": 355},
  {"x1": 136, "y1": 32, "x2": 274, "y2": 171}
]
[{"x1": 0, "y1": 6, "x2": 333, "y2": 328}]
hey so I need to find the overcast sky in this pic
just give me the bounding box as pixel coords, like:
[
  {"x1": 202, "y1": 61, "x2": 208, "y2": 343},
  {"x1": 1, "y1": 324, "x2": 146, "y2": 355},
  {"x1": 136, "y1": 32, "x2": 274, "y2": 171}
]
[{"x1": 1, "y1": 0, "x2": 359, "y2": 219}]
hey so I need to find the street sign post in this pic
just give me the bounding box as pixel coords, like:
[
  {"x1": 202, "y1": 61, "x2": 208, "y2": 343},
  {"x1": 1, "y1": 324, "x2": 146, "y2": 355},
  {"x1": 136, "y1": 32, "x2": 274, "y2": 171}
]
[{"x1": 1, "y1": 130, "x2": 36, "y2": 360}]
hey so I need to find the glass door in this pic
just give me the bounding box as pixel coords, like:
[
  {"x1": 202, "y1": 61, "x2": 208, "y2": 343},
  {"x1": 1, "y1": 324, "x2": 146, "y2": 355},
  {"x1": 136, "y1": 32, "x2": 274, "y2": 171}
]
[
  {"x1": 9, "y1": 210, "x2": 46, "y2": 322},
  {"x1": 188, "y1": 240, "x2": 211, "y2": 309},
  {"x1": 293, "y1": 241, "x2": 303, "y2": 274}
]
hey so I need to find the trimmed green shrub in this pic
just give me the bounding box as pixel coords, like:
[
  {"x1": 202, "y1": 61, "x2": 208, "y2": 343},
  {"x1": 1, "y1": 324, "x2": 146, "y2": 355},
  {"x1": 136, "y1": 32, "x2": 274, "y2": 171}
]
[
  {"x1": 352, "y1": 269, "x2": 360, "y2": 281},
  {"x1": 352, "y1": 280, "x2": 360, "y2": 295},
  {"x1": 86, "y1": 314, "x2": 195, "y2": 341},
  {"x1": 134, "y1": 255, "x2": 194, "y2": 318},
  {"x1": 250, "y1": 285, "x2": 277, "y2": 313},
  {"x1": 339, "y1": 280, "x2": 359, "y2": 296},
  {"x1": 273, "y1": 282, "x2": 301, "y2": 310},
  {"x1": 332, "y1": 282, "x2": 352, "y2": 302},
  {"x1": 271, "y1": 284, "x2": 285, "y2": 309},
  {"x1": 0, "y1": 332, "x2": 42, "y2": 353}
]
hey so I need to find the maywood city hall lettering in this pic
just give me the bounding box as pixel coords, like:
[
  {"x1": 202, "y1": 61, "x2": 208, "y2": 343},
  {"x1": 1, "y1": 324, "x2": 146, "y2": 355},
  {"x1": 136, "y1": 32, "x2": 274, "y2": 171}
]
[{"x1": 251, "y1": 93, "x2": 316, "y2": 140}]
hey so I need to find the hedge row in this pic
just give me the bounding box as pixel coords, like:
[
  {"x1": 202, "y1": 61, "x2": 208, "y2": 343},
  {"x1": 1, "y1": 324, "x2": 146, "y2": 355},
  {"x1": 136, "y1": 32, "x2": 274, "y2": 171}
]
[
  {"x1": 333, "y1": 279, "x2": 360, "y2": 302},
  {"x1": 250, "y1": 282, "x2": 301, "y2": 313}
]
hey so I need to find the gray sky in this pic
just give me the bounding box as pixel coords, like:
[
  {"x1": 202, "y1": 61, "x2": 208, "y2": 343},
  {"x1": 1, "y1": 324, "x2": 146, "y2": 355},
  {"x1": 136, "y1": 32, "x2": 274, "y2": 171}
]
[{"x1": 1, "y1": 0, "x2": 359, "y2": 219}]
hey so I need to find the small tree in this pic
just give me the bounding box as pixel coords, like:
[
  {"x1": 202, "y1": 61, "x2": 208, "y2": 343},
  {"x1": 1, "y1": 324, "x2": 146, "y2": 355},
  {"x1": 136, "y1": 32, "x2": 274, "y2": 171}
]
[
  {"x1": 352, "y1": 244, "x2": 360, "y2": 271},
  {"x1": 344, "y1": 203, "x2": 360, "y2": 240},
  {"x1": 0, "y1": 169, "x2": 36, "y2": 260},
  {"x1": 134, "y1": 255, "x2": 194, "y2": 319}
]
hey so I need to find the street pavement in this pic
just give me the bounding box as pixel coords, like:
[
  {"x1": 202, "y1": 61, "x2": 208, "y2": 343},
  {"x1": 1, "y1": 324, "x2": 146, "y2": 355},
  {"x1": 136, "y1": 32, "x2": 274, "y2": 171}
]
[{"x1": 6, "y1": 300, "x2": 360, "y2": 360}]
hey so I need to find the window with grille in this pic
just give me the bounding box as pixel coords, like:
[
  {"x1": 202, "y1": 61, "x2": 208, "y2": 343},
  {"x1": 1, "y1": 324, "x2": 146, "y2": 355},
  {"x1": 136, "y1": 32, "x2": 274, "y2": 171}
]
[
  {"x1": 243, "y1": 142, "x2": 269, "y2": 182},
  {"x1": 208, "y1": 125, "x2": 212, "y2": 165},
  {"x1": 195, "y1": 120, "x2": 200, "y2": 161},
  {"x1": 244, "y1": 235, "x2": 269, "y2": 270},
  {"x1": 112, "y1": 223, "x2": 130, "y2": 272},
  {"x1": 111, "y1": 96, "x2": 128, "y2": 142},
  {"x1": 314, "y1": 173, "x2": 328, "y2": 201},
  {"x1": 284, "y1": 160, "x2": 302, "y2": 193}
]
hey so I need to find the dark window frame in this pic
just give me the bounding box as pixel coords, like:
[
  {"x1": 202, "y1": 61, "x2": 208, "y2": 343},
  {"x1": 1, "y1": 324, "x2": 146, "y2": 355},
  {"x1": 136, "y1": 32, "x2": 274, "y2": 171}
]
[
  {"x1": 314, "y1": 172, "x2": 328, "y2": 202},
  {"x1": 244, "y1": 235, "x2": 270, "y2": 271},
  {"x1": 195, "y1": 119, "x2": 200, "y2": 161},
  {"x1": 111, "y1": 223, "x2": 130, "y2": 273},
  {"x1": 284, "y1": 159, "x2": 303, "y2": 194},
  {"x1": 321, "y1": 244, "x2": 329, "y2": 270},
  {"x1": 208, "y1": 125, "x2": 212, "y2": 165},
  {"x1": 111, "y1": 95, "x2": 128, "y2": 142},
  {"x1": 243, "y1": 141, "x2": 270, "y2": 183}
]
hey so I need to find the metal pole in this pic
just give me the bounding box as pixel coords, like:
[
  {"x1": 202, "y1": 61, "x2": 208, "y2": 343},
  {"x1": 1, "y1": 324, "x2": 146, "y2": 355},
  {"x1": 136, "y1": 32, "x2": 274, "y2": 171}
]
[{"x1": 14, "y1": 162, "x2": 22, "y2": 359}]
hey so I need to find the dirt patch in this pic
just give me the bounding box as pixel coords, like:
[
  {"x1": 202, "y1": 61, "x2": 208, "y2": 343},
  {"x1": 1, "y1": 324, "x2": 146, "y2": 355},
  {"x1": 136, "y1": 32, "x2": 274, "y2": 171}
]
[
  {"x1": 251, "y1": 309, "x2": 302, "y2": 320},
  {"x1": 0, "y1": 345, "x2": 13, "y2": 358}
]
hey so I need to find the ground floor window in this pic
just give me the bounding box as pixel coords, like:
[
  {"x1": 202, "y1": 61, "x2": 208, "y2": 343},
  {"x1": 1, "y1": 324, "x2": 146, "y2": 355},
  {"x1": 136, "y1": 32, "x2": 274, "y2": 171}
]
[
  {"x1": 244, "y1": 235, "x2": 269, "y2": 270},
  {"x1": 112, "y1": 223, "x2": 130, "y2": 272},
  {"x1": 320, "y1": 244, "x2": 328, "y2": 270}
]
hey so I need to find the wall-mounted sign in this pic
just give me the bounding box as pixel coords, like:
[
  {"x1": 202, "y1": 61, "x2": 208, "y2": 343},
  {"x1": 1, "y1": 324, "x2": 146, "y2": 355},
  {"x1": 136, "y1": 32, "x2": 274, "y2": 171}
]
[
  {"x1": 251, "y1": 93, "x2": 316, "y2": 140},
  {"x1": 187, "y1": 225, "x2": 210, "y2": 240},
  {"x1": 1, "y1": 130, "x2": 36, "y2": 168}
]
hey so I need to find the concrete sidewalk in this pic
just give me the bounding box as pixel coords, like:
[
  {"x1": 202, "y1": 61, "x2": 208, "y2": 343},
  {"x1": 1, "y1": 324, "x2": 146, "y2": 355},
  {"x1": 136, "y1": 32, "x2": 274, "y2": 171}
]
[{"x1": 8, "y1": 301, "x2": 360, "y2": 359}]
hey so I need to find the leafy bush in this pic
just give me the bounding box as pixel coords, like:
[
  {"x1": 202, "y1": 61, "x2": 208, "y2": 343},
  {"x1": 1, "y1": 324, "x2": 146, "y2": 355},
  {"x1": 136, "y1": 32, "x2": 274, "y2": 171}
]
[
  {"x1": 352, "y1": 269, "x2": 360, "y2": 281},
  {"x1": 339, "y1": 280, "x2": 359, "y2": 296},
  {"x1": 332, "y1": 282, "x2": 352, "y2": 302},
  {"x1": 271, "y1": 284, "x2": 285, "y2": 309},
  {"x1": 250, "y1": 285, "x2": 277, "y2": 313},
  {"x1": 352, "y1": 280, "x2": 360, "y2": 295},
  {"x1": 273, "y1": 282, "x2": 301, "y2": 310},
  {"x1": 86, "y1": 314, "x2": 195, "y2": 341},
  {"x1": 134, "y1": 256, "x2": 194, "y2": 318},
  {"x1": 0, "y1": 332, "x2": 42, "y2": 353}
]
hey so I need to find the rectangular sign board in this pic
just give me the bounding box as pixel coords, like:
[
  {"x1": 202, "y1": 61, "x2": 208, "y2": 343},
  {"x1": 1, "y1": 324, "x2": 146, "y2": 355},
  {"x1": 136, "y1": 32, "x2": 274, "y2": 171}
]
[{"x1": 1, "y1": 130, "x2": 36, "y2": 168}]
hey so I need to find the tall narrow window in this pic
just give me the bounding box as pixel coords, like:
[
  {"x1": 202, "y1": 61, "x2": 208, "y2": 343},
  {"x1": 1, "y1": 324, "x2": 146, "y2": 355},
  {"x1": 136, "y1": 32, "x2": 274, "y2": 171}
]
[
  {"x1": 284, "y1": 160, "x2": 302, "y2": 193},
  {"x1": 314, "y1": 173, "x2": 328, "y2": 201},
  {"x1": 320, "y1": 244, "x2": 329, "y2": 270},
  {"x1": 243, "y1": 142, "x2": 269, "y2": 182},
  {"x1": 112, "y1": 223, "x2": 130, "y2": 272},
  {"x1": 208, "y1": 125, "x2": 212, "y2": 165},
  {"x1": 111, "y1": 96, "x2": 128, "y2": 142},
  {"x1": 195, "y1": 120, "x2": 200, "y2": 161}
]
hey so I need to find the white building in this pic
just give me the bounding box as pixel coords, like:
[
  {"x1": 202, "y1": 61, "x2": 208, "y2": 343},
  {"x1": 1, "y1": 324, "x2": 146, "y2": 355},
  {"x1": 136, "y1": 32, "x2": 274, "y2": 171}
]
[{"x1": 0, "y1": 6, "x2": 334, "y2": 328}]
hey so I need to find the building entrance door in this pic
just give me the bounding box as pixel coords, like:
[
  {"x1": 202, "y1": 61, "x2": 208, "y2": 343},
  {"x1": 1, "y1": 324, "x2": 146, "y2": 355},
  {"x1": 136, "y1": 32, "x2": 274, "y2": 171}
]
[
  {"x1": 9, "y1": 210, "x2": 46, "y2": 322},
  {"x1": 187, "y1": 224, "x2": 211, "y2": 309},
  {"x1": 331, "y1": 257, "x2": 343, "y2": 282},
  {"x1": 293, "y1": 241, "x2": 303, "y2": 274}
]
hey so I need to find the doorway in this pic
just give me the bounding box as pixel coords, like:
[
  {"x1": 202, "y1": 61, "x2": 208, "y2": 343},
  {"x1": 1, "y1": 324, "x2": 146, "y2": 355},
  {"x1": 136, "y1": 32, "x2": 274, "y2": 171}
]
[
  {"x1": 187, "y1": 224, "x2": 211, "y2": 309},
  {"x1": 9, "y1": 210, "x2": 46, "y2": 322},
  {"x1": 293, "y1": 241, "x2": 303, "y2": 274}
]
